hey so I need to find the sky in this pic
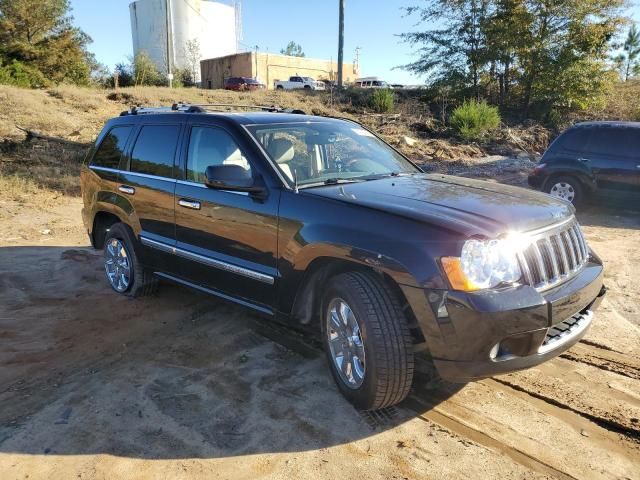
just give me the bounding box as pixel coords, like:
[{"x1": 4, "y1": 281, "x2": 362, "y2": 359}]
[
  {"x1": 70, "y1": 0, "x2": 640, "y2": 86},
  {"x1": 69, "y1": 0, "x2": 428, "y2": 85}
]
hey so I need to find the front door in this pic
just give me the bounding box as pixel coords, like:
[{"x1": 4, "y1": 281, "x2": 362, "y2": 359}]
[
  {"x1": 173, "y1": 123, "x2": 280, "y2": 311},
  {"x1": 584, "y1": 127, "x2": 640, "y2": 195}
]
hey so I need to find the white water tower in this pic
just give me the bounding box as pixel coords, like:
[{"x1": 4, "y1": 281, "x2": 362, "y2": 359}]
[{"x1": 130, "y1": 0, "x2": 239, "y2": 82}]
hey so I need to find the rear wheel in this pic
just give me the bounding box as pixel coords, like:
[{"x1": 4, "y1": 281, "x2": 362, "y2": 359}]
[
  {"x1": 322, "y1": 271, "x2": 414, "y2": 410},
  {"x1": 276, "y1": 85, "x2": 284, "y2": 90},
  {"x1": 103, "y1": 223, "x2": 158, "y2": 297},
  {"x1": 545, "y1": 175, "x2": 583, "y2": 206}
]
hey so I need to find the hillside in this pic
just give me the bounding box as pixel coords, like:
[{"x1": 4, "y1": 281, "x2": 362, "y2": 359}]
[{"x1": 1, "y1": 81, "x2": 638, "y2": 200}]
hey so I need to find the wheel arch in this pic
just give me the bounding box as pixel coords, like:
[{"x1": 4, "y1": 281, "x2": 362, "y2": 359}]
[
  {"x1": 543, "y1": 170, "x2": 595, "y2": 193},
  {"x1": 289, "y1": 256, "x2": 426, "y2": 347}
]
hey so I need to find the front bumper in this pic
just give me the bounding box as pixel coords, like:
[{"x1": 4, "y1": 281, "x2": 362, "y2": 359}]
[{"x1": 402, "y1": 259, "x2": 606, "y2": 382}]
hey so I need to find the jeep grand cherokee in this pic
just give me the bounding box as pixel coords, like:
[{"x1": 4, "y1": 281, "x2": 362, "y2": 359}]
[{"x1": 81, "y1": 104, "x2": 606, "y2": 410}]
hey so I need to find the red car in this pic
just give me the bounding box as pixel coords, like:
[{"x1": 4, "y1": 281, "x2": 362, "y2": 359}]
[{"x1": 224, "y1": 77, "x2": 266, "y2": 91}]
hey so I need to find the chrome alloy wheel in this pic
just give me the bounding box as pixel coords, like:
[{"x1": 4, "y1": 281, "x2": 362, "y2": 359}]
[
  {"x1": 104, "y1": 238, "x2": 131, "y2": 293},
  {"x1": 549, "y1": 182, "x2": 576, "y2": 203},
  {"x1": 327, "y1": 298, "x2": 366, "y2": 389}
]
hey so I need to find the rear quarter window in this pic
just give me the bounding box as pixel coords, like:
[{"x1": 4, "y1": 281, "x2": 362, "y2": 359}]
[
  {"x1": 91, "y1": 126, "x2": 133, "y2": 169},
  {"x1": 551, "y1": 128, "x2": 589, "y2": 155},
  {"x1": 129, "y1": 125, "x2": 181, "y2": 177}
]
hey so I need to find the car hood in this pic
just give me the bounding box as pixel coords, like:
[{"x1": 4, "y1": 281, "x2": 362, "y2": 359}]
[{"x1": 304, "y1": 174, "x2": 575, "y2": 237}]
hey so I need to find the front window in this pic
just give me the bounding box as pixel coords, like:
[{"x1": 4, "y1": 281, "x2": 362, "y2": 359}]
[{"x1": 246, "y1": 121, "x2": 419, "y2": 187}]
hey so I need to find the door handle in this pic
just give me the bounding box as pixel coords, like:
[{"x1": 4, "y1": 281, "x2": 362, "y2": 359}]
[
  {"x1": 578, "y1": 158, "x2": 590, "y2": 163},
  {"x1": 178, "y1": 199, "x2": 201, "y2": 210},
  {"x1": 118, "y1": 185, "x2": 135, "y2": 195}
]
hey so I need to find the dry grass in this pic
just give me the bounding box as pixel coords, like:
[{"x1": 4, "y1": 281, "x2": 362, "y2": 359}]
[
  {"x1": 580, "y1": 80, "x2": 640, "y2": 122},
  {"x1": 0, "y1": 81, "x2": 635, "y2": 206}
]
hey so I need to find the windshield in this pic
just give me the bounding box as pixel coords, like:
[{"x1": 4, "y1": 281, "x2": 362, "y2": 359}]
[
  {"x1": 303, "y1": 77, "x2": 315, "y2": 82},
  {"x1": 246, "y1": 121, "x2": 420, "y2": 187}
]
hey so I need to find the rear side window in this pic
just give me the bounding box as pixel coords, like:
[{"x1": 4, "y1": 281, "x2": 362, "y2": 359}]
[
  {"x1": 186, "y1": 127, "x2": 251, "y2": 183},
  {"x1": 585, "y1": 128, "x2": 639, "y2": 158},
  {"x1": 130, "y1": 125, "x2": 180, "y2": 177},
  {"x1": 91, "y1": 126, "x2": 132, "y2": 169}
]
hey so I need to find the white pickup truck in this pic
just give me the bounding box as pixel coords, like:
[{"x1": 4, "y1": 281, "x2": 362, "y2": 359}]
[{"x1": 274, "y1": 76, "x2": 325, "y2": 91}]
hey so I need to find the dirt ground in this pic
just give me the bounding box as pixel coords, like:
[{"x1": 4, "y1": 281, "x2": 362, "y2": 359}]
[{"x1": 0, "y1": 178, "x2": 639, "y2": 479}]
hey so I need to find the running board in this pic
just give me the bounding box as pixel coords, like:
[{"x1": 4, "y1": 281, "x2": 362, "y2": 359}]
[{"x1": 153, "y1": 272, "x2": 273, "y2": 316}]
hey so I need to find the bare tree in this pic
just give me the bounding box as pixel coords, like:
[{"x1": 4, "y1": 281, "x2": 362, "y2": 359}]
[{"x1": 184, "y1": 39, "x2": 202, "y2": 85}]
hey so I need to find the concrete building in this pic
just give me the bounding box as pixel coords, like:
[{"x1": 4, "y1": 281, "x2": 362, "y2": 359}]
[
  {"x1": 201, "y1": 52, "x2": 359, "y2": 89},
  {"x1": 130, "y1": 0, "x2": 238, "y2": 81}
]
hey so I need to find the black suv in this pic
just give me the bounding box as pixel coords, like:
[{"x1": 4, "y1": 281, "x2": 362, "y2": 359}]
[
  {"x1": 81, "y1": 105, "x2": 606, "y2": 410},
  {"x1": 528, "y1": 121, "x2": 640, "y2": 206}
]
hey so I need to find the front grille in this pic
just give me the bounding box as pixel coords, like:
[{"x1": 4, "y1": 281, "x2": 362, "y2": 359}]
[
  {"x1": 517, "y1": 218, "x2": 589, "y2": 291},
  {"x1": 538, "y1": 309, "x2": 593, "y2": 354}
]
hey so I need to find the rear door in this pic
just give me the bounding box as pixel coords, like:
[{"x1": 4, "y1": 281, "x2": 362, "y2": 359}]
[
  {"x1": 120, "y1": 117, "x2": 184, "y2": 272},
  {"x1": 173, "y1": 121, "x2": 280, "y2": 311},
  {"x1": 583, "y1": 127, "x2": 640, "y2": 195}
]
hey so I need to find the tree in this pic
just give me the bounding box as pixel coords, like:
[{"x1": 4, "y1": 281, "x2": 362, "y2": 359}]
[
  {"x1": 620, "y1": 25, "x2": 640, "y2": 81},
  {"x1": 131, "y1": 51, "x2": 163, "y2": 87},
  {"x1": 280, "y1": 41, "x2": 305, "y2": 57},
  {"x1": 0, "y1": 0, "x2": 95, "y2": 86},
  {"x1": 400, "y1": 0, "x2": 627, "y2": 116},
  {"x1": 516, "y1": 0, "x2": 625, "y2": 114},
  {"x1": 183, "y1": 38, "x2": 201, "y2": 85},
  {"x1": 400, "y1": 1, "x2": 491, "y2": 100}
]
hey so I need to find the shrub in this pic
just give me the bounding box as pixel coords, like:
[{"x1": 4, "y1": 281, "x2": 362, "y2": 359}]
[
  {"x1": 450, "y1": 99, "x2": 501, "y2": 140},
  {"x1": 0, "y1": 60, "x2": 48, "y2": 88},
  {"x1": 370, "y1": 89, "x2": 394, "y2": 113}
]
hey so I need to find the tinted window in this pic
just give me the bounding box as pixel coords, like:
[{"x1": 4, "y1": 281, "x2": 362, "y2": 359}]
[
  {"x1": 187, "y1": 127, "x2": 251, "y2": 183},
  {"x1": 130, "y1": 125, "x2": 180, "y2": 177},
  {"x1": 91, "y1": 126, "x2": 132, "y2": 169},
  {"x1": 553, "y1": 128, "x2": 589, "y2": 153},
  {"x1": 585, "y1": 128, "x2": 639, "y2": 158}
]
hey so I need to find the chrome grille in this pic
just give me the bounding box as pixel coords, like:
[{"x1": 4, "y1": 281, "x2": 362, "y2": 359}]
[{"x1": 517, "y1": 218, "x2": 589, "y2": 291}]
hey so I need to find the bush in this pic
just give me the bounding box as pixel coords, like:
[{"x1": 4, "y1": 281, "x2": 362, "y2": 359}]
[
  {"x1": 0, "y1": 60, "x2": 49, "y2": 88},
  {"x1": 370, "y1": 89, "x2": 394, "y2": 113},
  {"x1": 450, "y1": 99, "x2": 501, "y2": 140}
]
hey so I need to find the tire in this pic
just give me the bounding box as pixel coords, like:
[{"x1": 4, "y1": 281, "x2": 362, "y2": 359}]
[
  {"x1": 304, "y1": 85, "x2": 311, "y2": 90},
  {"x1": 322, "y1": 271, "x2": 414, "y2": 410},
  {"x1": 103, "y1": 223, "x2": 158, "y2": 297},
  {"x1": 545, "y1": 175, "x2": 584, "y2": 207},
  {"x1": 276, "y1": 85, "x2": 284, "y2": 90}
]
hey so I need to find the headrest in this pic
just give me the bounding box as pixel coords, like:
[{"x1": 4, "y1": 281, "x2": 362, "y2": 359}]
[{"x1": 267, "y1": 139, "x2": 295, "y2": 164}]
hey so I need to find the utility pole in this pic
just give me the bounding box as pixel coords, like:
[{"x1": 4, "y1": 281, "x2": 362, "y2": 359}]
[
  {"x1": 254, "y1": 45, "x2": 259, "y2": 80},
  {"x1": 337, "y1": 0, "x2": 345, "y2": 88},
  {"x1": 166, "y1": 0, "x2": 174, "y2": 88}
]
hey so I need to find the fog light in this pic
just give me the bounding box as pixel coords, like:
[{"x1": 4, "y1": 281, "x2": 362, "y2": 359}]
[{"x1": 489, "y1": 343, "x2": 500, "y2": 360}]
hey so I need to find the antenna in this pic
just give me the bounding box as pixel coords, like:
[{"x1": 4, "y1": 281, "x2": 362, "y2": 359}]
[{"x1": 354, "y1": 46, "x2": 361, "y2": 75}]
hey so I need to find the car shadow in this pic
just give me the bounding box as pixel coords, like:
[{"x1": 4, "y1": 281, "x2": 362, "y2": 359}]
[{"x1": 0, "y1": 245, "x2": 463, "y2": 460}]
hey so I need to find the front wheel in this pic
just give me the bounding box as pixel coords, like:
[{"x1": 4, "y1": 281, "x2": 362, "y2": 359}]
[{"x1": 322, "y1": 272, "x2": 414, "y2": 410}]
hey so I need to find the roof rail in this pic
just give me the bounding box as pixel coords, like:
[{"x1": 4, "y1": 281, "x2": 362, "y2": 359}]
[{"x1": 120, "y1": 103, "x2": 306, "y2": 116}]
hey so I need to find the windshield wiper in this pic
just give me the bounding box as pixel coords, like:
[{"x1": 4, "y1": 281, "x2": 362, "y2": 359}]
[{"x1": 298, "y1": 178, "x2": 364, "y2": 189}]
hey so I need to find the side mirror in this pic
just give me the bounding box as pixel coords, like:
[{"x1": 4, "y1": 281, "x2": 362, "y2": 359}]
[{"x1": 204, "y1": 165, "x2": 267, "y2": 197}]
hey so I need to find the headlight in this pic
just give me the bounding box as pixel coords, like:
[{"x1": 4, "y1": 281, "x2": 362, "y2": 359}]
[{"x1": 442, "y1": 238, "x2": 522, "y2": 291}]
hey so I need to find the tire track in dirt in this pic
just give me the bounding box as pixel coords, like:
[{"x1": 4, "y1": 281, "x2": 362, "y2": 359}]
[
  {"x1": 560, "y1": 344, "x2": 640, "y2": 380},
  {"x1": 402, "y1": 395, "x2": 579, "y2": 480},
  {"x1": 491, "y1": 376, "x2": 640, "y2": 442}
]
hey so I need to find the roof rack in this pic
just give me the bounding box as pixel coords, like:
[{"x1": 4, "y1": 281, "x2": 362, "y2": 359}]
[{"x1": 120, "y1": 103, "x2": 306, "y2": 116}]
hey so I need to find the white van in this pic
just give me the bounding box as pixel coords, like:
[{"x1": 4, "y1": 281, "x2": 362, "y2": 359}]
[{"x1": 355, "y1": 77, "x2": 392, "y2": 89}]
